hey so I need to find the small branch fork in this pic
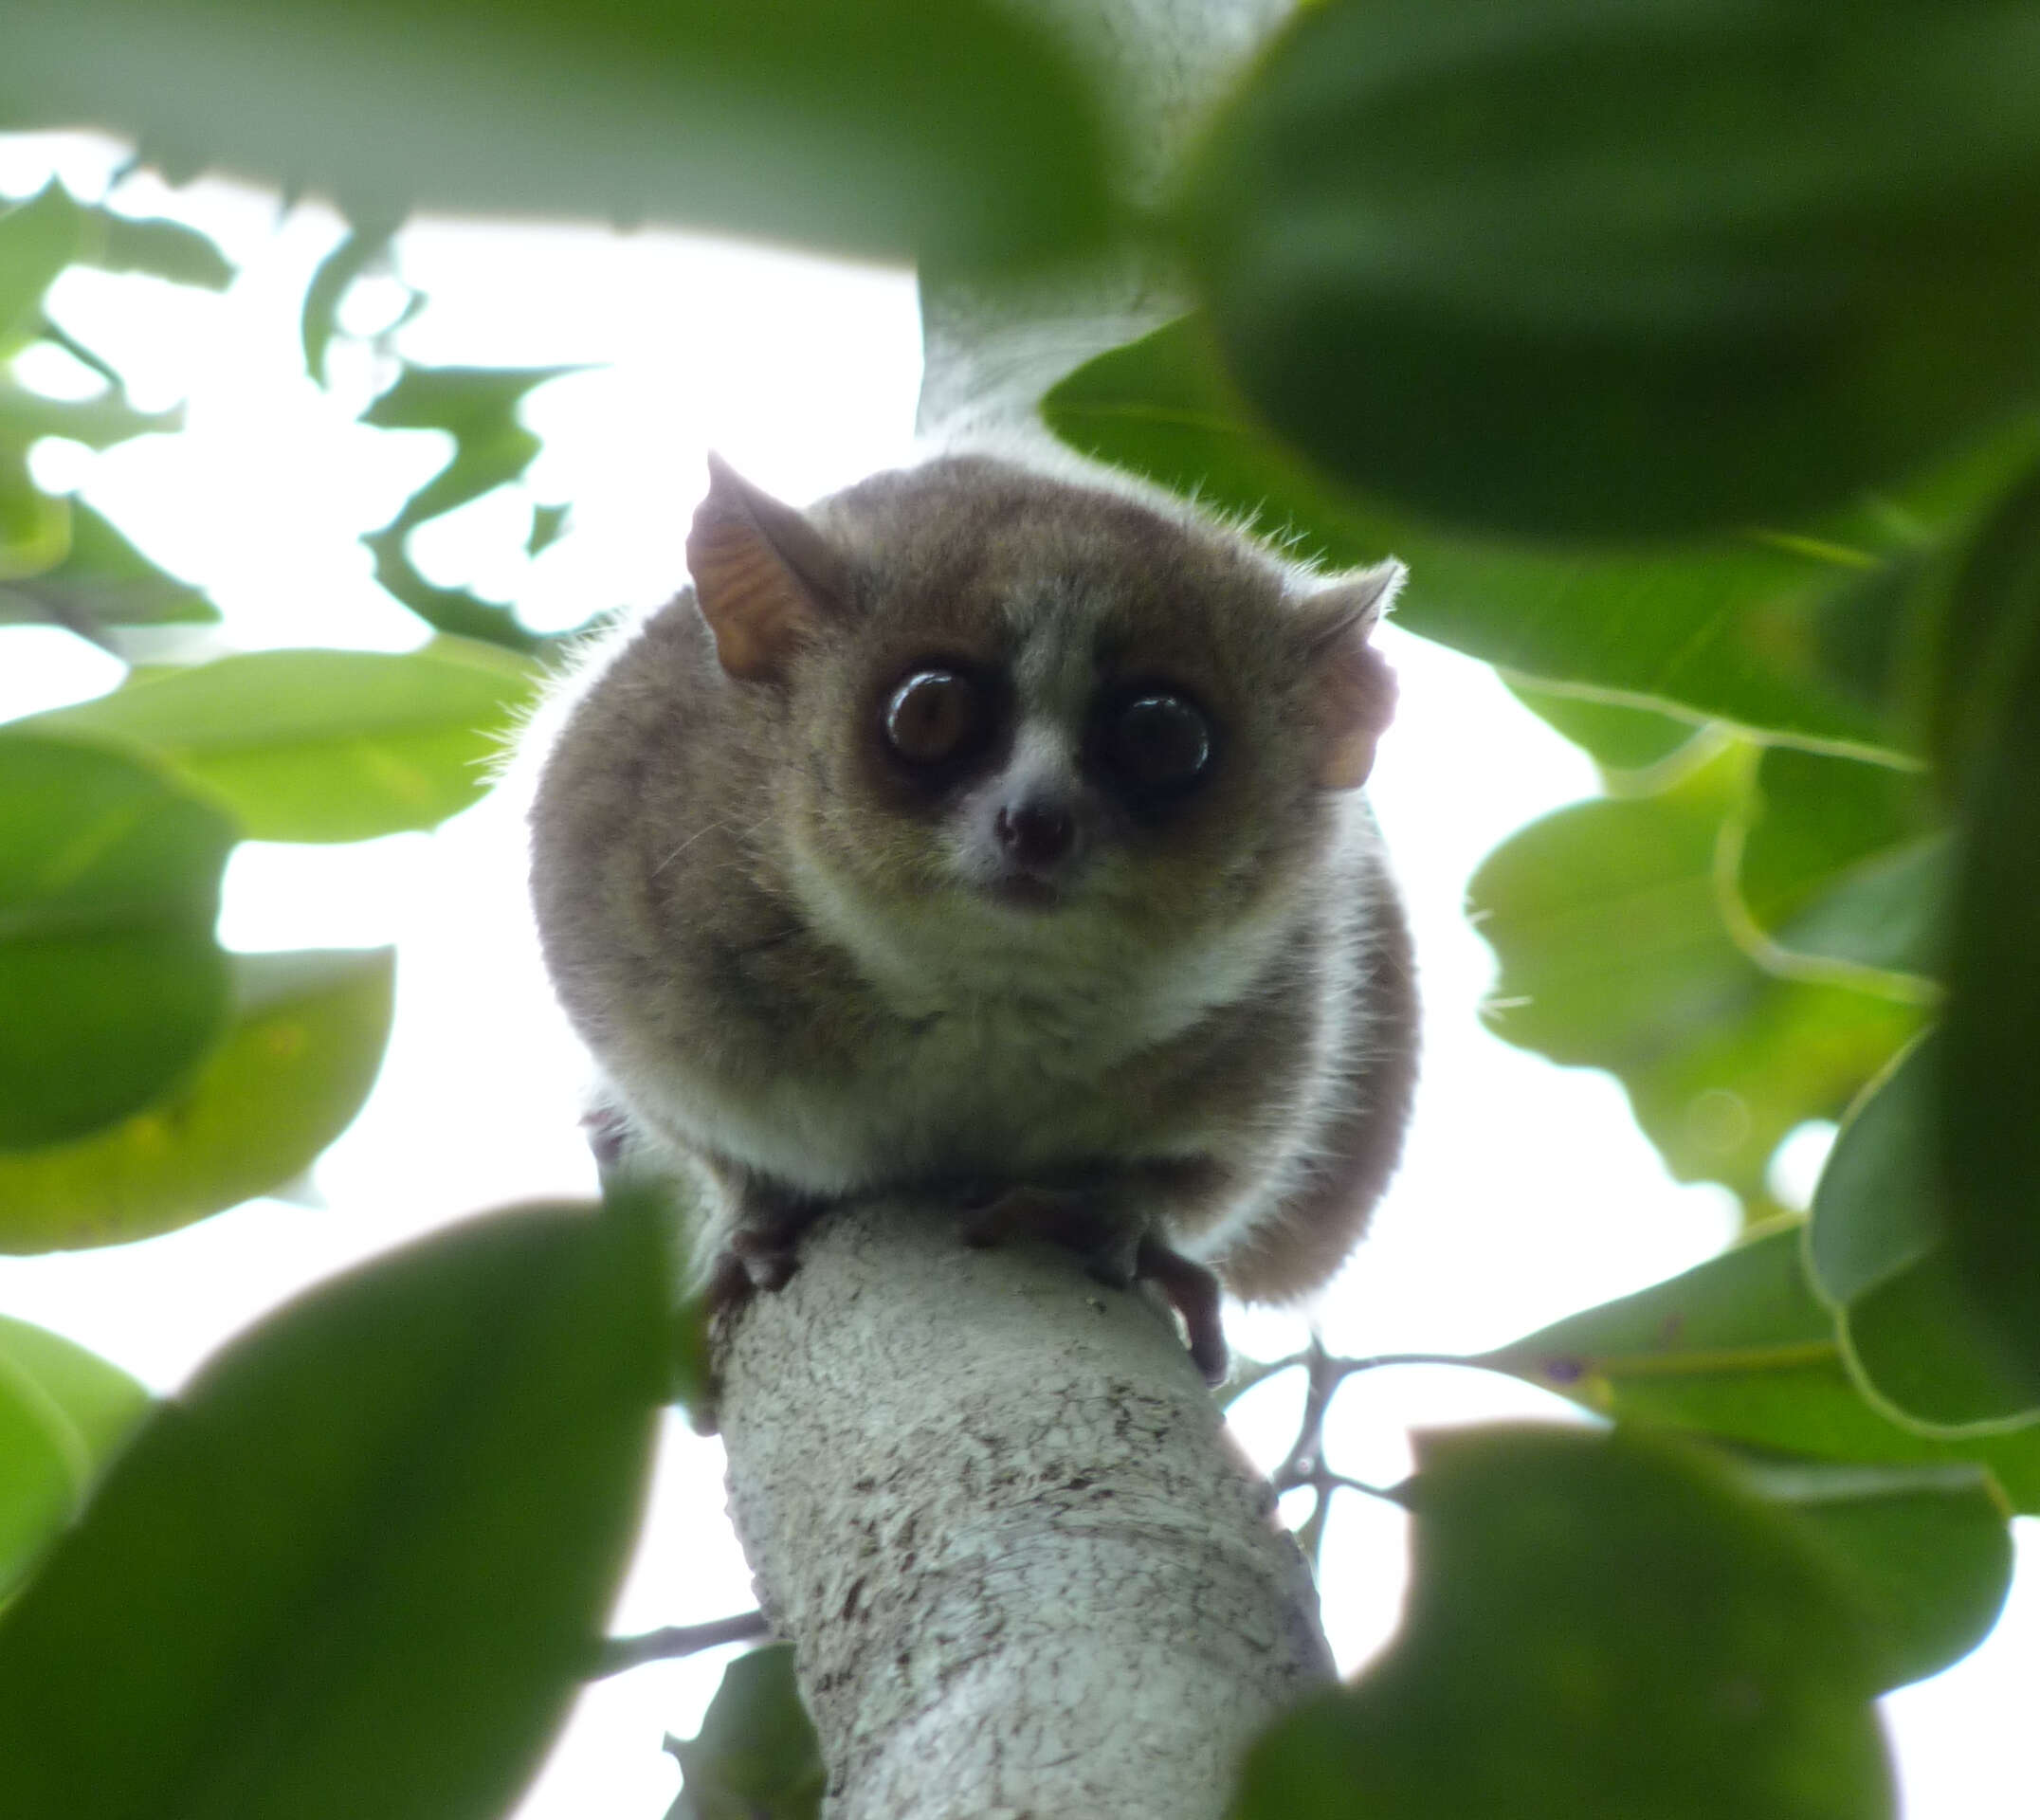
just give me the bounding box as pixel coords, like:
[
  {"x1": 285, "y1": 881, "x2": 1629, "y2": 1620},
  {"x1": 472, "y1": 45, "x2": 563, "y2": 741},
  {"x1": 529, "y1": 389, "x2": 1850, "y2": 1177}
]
[{"x1": 1231, "y1": 1338, "x2": 1472, "y2": 1564}]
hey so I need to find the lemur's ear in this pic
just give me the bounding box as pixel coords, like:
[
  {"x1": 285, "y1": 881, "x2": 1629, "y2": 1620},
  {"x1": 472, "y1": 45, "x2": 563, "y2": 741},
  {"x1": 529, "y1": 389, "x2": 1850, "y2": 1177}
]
[
  {"x1": 1298, "y1": 560, "x2": 1403, "y2": 791},
  {"x1": 686, "y1": 453, "x2": 851, "y2": 680}
]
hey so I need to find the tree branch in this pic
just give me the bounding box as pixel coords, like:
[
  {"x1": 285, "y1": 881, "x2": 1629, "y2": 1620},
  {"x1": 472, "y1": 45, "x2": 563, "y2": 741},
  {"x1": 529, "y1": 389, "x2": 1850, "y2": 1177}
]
[{"x1": 717, "y1": 1197, "x2": 1333, "y2": 1819}]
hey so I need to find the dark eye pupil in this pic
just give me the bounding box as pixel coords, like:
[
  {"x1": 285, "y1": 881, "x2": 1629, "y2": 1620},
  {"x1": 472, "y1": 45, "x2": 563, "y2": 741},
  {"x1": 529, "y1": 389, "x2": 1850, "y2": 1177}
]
[
  {"x1": 1111, "y1": 694, "x2": 1210, "y2": 792},
  {"x1": 885, "y1": 669, "x2": 979, "y2": 765}
]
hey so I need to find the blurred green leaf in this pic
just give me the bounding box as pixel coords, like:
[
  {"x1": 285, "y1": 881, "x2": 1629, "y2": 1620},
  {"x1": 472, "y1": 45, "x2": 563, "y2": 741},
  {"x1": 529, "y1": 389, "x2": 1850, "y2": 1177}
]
[
  {"x1": 0, "y1": 1197, "x2": 668, "y2": 1819},
  {"x1": 0, "y1": 0, "x2": 1113, "y2": 269},
  {"x1": 64, "y1": 196, "x2": 236, "y2": 291},
  {"x1": 1925, "y1": 458, "x2": 2040, "y2": 790},
  {"x1": 665, "y1": 1643, "x2": 824, "y2": 1820},
  {"x1": 361, "y1": 365, "x2": 573, "y2": 651},
  {"x1": 0, "y1": 734, "x2": 233, "y2": 1150},
  {"x1": 1737, "y1": 1458, "x2": 2013, "y2": 1691},
  {"x1": 1729, "y1": 748, "x2": 1947, "y2": 988},
  {"x1": 21, "y1": 641, "x2": 542, "y2": 843},
  {"x1": 0, "y1": 498, "x2": 218, "y2": 637},
  {"x1": 1, "y1": 187, "x2": 223, "y2": 602},
  {"x1": 1939, "y1": 473, "x2": 2040, "y2": 1397},
  {"x1": 0, "y1": 446, "x2": 68, "y2": 578},
  {"x1": 0, "y1": 1314, "x2": 150, "y2": 1469},
  {"x1": 0, "y1": 947, "x2": 395, "y2": 1251},
  {"x1": 361, "y1": 365, "x2": 566, "y2": 518},
  {"x1": 1481, "y1": 1227, "x2": 2040, "y2": 1513},
  {"x1": 526, "y1": 500, "x2": 569, "y2": 559},
  {"x1": 0, "y1": 1314, "x2": 152, "y2": 1601},
  {"x1": 1046, "y1": 317, "x2": 2038, "y2": 757},
  {"x1": 301, "y1": 211, "x2": 401, "y2": 384},
  {"x1": 593, "y1": 1169, "x2": 715, "y2": 1423},
  {"x1": 0, "y1": 185, "x2": 78, "y2": 347},
  {"x1": 1504, "y1": 682, "x2": 1708, "y2": 781},
  {"x1": 1, "y1": 180, "x2": 233, "y2": 301},
  {"x1": 30, "y1": 316, "x2": 124, "y2": 391},
  {"x1": 1811, "y1": 1033, "x2": 2039, "y2": 1429},
  {"x1": 1231, "y1": 1425, "x2": 1891, "y2": 1820},
  {"x1": 0, "y1": 1372, "x2": 73, "y2": 1609},
  {"x1": 1185, "y1": 0, "x2": 2040, "y2": 537},
  {"x1": 0, "y1": 378, "x2": 181, "y2": 456},
  {"x1": 1468, "y1": 746, "x2": 1922, "y2": 1213}
]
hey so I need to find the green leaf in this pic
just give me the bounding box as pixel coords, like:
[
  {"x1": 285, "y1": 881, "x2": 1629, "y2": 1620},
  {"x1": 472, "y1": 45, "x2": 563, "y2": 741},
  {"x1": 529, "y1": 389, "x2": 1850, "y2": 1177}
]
[
  {"x1": 67, "y1": 199, "x2": 236, "y2": 291},
  {"x1": 1045, "y1": 317, "x2": 2040, "y2": 758},
  {"x1": 0, "y1": 734, "x2": 234, "y2": 1150},
  {"x1": 665, "y1": 1644, "x2": 824, "y2": 1820},
  {"x1": 1231, "y1": 1425, "x2": 1891, "y2": 1820},
  {"x1": 527, "y1": 500, "x2": 569, "y2": 559},
  {"x1": 0, "y1": 947, "x2": 395, "y2": 1251},
  {"x1": 0, "y1": 499, "x2": 219, "y2": 634},
  {"x1": 0, "y1": 1315, "x2": 152, "y2": 1601},
  {"x1": 1467, "y1": 745, "x2": 1922, "y2": 1212},
  {"x1": 0, "y1": 377, "x2": 182, "y2": 454},
  {"x1": 20, "y1": 641, "x2": 542, "y2": 843},
  {"x1": 1810, "y1": 1033, "x2": 2039, "y2": 1430},
  {"x1": 0, "y1": 1371, "x2": 80, "y2": 1610},
  {"x1": 1505, "y1": 681, "x2": 1709, "y2": 780},
  {"x1": 593, "y1": 1170, "x2": 714, "y2": 1423},
  {"x1": 30, "y1": 315, "x2": 125, "y2": 391},
  {"x1": 301, "y1": 211, "x2": 402, "y2": 383},
  {"x1": 361, "y1": 365, "x2": 567, "y2": 519},
  {"x1": 0, "y1": 1314, "x2": 151, "y2": 1468},
  {"x1": 1735, "y1": 1458, "x2": 2013, "y2": 1691},
  {"x1": 1729, "y1": 748, "x2": 1947, "y2": 987},
  {"x1": 0, "y1": 1196, "x2": 668, "y2": 1820},
  {"x1": 1, "y1": 180, "x2": 233, "y2": 303},
  {"x1": 0, "y1": 445, "x2": 68, "y2": 579},
  {"x1": 1185, "y1": 0, "x2": 2040, "y2": 537},
  {"x1": 1925, "y1": 458, "x2": 2040, "y2": 790},
  {"x1": 0, "y1": 185, "x2": 79, "y2": 347},
  {"x1": 361, "y1": 364, "x2": 574, "y2": 651},
  {"x1": 1939, "y1": 473, "x2": 2040, "y2": 1397},
  {"x1": 0, "y1": 0, "x2": 1112, "y2": 270},
  {"x1": 1480, "y1": 1226, "x2": 2040, "y2": 1514}
]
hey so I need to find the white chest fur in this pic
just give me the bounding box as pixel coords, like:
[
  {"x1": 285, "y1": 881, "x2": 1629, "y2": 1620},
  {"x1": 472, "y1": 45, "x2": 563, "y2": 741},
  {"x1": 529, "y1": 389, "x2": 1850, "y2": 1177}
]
[{"x1": 628, "y1": 841, "x2": 1298, "y2": 1193}]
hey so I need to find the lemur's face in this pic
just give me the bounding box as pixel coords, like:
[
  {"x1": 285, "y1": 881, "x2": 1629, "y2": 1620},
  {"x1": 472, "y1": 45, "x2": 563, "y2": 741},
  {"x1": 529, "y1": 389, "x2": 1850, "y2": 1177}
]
[{"x1": 772, "y1": 459, "x2": 1394, "y2": 964}]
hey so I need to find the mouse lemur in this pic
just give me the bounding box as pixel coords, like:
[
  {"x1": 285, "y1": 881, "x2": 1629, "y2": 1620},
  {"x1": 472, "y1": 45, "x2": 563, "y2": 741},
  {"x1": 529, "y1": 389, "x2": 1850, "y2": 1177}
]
[{"x1": 527, "y1": 451, "x2": 1418, "y2": 1383}]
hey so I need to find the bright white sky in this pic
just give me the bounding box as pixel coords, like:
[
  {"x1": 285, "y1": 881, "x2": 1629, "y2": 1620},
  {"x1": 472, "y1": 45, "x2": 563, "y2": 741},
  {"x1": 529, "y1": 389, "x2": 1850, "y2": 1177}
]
[{"x1": 0, "y1": 130, "x2": 2030, "y2": 1819}]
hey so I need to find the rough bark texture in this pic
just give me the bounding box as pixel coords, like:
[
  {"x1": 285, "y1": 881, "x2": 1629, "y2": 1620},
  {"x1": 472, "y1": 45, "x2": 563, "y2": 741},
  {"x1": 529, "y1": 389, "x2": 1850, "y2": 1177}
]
[{"x1": 719, "y1": 1198, "x2": 1334, "y2": 1820}]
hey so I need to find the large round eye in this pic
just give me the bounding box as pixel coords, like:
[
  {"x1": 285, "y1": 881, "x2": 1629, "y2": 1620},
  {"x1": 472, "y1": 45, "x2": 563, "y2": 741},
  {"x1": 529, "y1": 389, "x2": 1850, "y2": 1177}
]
[
  {"x1": 884, "y1": 668, "x2": 984, "y2": 767},
  {"x1": 1101, "y1": 691, "x2": 1212, "y2": 796}
]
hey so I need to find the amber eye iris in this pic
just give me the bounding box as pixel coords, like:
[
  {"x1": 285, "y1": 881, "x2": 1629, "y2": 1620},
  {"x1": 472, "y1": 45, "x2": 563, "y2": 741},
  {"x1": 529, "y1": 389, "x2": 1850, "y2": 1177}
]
[
  {"x1": 884, "y1": 668, "x2": 982, "y2": 767},
  {"x1": 1104, "y1": 692, "x2": 1211, "y2": 795}
]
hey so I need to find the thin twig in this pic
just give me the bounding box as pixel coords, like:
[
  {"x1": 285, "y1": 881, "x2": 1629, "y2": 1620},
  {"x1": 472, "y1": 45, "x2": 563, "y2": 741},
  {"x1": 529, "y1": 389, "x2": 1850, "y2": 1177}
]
[
  {"x1": 1322, "y1": 1350, "x2": 1476, "y2": 1377},
  {"x1": 586, "y1": 1610, "x2": 771, "y2": 1680}
]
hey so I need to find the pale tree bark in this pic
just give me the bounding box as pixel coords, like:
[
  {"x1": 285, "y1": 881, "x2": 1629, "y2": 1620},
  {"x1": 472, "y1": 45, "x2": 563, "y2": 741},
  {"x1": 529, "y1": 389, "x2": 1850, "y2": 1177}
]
[
  {"x1": 715, "y1": 4, "x2": 1333, "y2": 1815},
  {"x1": 719, "y1": 1203, "x2": 1332, "y2": 1818}
]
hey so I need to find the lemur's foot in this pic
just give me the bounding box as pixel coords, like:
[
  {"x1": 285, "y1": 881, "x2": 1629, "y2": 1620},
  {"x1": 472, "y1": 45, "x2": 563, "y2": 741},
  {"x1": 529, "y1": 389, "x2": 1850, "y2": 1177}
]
[
  {"x1": 579, "y1": 1104, "x2": 631, "y2": 1171},
  {"x1": 958, "y1": 1185, "x2": 1227, "y2": 1384},
  {"x1": 695, "y1": 1174, "x2": 835, "y2": 1321},
  {"x1": 959, "y1": 1184, "x2": 1141, "y2": 1288},
  {"x1": 1135, "y1": 1235, "x2": 1228, "y2": 1387},
  {"x1": 727, "y1": 1193, "x2": 830, "y2": 1294}
]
